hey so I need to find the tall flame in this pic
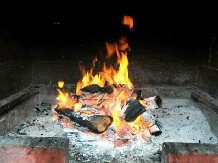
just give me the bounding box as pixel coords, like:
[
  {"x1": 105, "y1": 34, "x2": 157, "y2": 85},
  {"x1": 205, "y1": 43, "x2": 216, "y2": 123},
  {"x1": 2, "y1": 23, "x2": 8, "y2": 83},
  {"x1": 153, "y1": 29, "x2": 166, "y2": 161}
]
[{"x1": 55, "y1": 15, "x2": 147, "y2": 142}]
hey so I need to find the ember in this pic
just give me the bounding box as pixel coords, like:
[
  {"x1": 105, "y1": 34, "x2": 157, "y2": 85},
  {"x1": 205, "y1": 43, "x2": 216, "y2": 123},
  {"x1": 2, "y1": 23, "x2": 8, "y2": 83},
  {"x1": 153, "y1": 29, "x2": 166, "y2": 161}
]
[{"x1": 54, "y1": 15, "x2": 162, "y2": 147}]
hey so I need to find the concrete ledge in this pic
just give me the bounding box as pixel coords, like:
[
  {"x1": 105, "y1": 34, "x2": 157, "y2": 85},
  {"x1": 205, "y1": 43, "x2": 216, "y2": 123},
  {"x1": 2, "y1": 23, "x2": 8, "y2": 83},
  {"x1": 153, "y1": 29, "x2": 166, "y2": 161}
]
[
  {"x1": 0, "y1": 86, "x2": 39, "y2": 115},
  {"x1": 161, "y1": 142, "x2": 218, "y2": 163},
  {"x1": 0, "y1": 136, "x2": 69, "y2": 163},
  {"x1": 0, "y1": 89, "x2": 38, "y2": 135},
  {"x1": 191, "y1": 87, "x2": 218, "y2": 137},
  {"x1": 191, "y1": 87, "x2": 218, "y2": 115}
]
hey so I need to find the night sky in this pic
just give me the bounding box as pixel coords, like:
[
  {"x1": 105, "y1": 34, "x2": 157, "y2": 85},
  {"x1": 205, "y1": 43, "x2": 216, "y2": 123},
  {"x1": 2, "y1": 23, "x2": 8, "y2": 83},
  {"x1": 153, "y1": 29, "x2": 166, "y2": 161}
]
[{"x1": 1, "y1": 3, "x2": 218, "y2": 40}]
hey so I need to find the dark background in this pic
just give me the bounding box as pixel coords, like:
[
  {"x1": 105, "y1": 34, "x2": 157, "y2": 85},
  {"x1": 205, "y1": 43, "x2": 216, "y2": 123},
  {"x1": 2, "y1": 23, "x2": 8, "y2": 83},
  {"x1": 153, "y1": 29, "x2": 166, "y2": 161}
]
[
  {"x1": 1, "y1": 3, "x2": 218, "y2": 40},
  {"x1": 1, "y1": 3, "x2": 218, "y2": 100}
]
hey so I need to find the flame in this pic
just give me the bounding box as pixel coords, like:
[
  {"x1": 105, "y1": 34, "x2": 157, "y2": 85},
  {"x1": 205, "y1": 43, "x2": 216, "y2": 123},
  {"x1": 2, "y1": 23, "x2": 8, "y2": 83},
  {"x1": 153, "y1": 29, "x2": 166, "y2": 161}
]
[
  {"x1": 56, "y1": 88, "x2": 78, "y2": 109},
  {"x1": 128, "y1": 115, "x2": 141, "y2": 134},
  {"x1": 58, "y1": 80, "x2": 65, "y2": 88},
  {"x1": 110, "y1": 91, "x2": 143, "y2": 135},
  {"x1": 55, "y1": 15, "x2": 148, "y2": 145},
  {"x1": 75, "y1": 15, "x2": 133, "y2": 93},
  {"x1": 122, "y1": 15, "x2": 133, "y2": 30},
  {"x1": 76, "y1": 53, "x2": 133, "y2": 94},
  {"x1": 74, "y1": 102, "x2": 83, "y2": 111}
]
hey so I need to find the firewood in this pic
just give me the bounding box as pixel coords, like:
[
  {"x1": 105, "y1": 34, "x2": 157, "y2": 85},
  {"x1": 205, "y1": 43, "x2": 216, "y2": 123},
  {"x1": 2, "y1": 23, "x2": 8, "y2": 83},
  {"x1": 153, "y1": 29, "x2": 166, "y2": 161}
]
[
  {"x1": 133, "y1": 89, "x2": 143, "y2": 100},
  {"x1": 123, "y1": 99, "x2": 146, "y2": 122},
  {"x1": 55, "y1": 108, "x2": 113, "y2": 134},
  {"x1": 142, "y1": 96, "x2": 162, "y2": 111}
]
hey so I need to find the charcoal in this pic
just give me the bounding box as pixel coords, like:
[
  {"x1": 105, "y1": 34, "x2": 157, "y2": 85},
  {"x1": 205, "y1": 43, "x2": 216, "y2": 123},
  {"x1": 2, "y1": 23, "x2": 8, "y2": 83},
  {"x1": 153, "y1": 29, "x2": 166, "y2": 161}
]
[
  {"x1": 101, "y1": 85, "x2": 113, "y2": 94},
  {"x1": 124, "y1": 99, "x2": 146, "y2": 122},
  {"x1": 80, "y1": 84, "x2": 102, "y2": 94},
  {"x1": 36, "y1": 102, "x2": 50, "y2": 112},
  {"x1": 133, "y1": 89, "x2": 144, "y2": 100}
]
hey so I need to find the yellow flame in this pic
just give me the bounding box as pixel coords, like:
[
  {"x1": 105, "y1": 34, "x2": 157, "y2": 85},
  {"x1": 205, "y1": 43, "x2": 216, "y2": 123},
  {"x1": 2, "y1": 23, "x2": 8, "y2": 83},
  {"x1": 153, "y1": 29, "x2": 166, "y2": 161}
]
[
  {"x1": 110, "y1": 91, "x2": 126, "y2": 128},
  {"x1": 76, "y1": 53, "x2": 133, "y2": 94},
  {"x1": 56, "y1": 89, "x2": 77, "y2": 109},
  {"x1": 74, "y1": 103, "x2": 83, "y2": 111},
  {"x1": 58, "y1": 80, "x2": 65, "y2": 88},
  {"x1": 128, "y1": 115, "x2": 142, "y2": 134}
]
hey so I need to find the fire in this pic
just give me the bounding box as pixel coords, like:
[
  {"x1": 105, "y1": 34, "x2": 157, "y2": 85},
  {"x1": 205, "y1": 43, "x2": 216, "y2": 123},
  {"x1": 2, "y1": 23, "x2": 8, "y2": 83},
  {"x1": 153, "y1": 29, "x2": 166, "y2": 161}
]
[
  {"x1": 54, "y1": 15, "x2": 160, "y2": 147},
  {"x1": 56, "y1": 14, "x2": 137, "y2": 128},
  {"x1": 56, "y1": 87, "x2": 81, "y2": 110},
  {"x1": 76, "y1": 53, "x2": 133, "y2": 94},
  {"x1": 58, "y1": 80, "x2": 65, "y2": 88}
]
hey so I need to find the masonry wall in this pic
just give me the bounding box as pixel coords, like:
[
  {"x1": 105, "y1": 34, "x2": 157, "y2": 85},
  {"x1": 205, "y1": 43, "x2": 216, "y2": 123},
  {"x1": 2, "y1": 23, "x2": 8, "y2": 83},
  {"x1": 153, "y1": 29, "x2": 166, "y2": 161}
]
[
  {"x1": 195, "y1": 37, "x2": 218, "y2": 99},
  {"x1": 0, "y1": 24, "x2": 32, "y2": 100}
]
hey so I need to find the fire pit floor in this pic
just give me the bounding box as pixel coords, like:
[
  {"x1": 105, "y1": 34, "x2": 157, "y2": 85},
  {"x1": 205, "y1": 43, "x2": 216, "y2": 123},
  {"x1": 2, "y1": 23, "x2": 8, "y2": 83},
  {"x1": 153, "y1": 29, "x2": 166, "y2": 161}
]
[{"x1": 6, "y1": 98, "x2": 218, "y2": 163}]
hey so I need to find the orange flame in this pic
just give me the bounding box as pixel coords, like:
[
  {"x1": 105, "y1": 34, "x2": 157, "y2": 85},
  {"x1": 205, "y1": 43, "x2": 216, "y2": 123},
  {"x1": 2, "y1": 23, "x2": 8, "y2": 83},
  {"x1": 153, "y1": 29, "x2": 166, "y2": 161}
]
[{"x1": 122, "y1": 15, "x2": 133, "y2": 30}]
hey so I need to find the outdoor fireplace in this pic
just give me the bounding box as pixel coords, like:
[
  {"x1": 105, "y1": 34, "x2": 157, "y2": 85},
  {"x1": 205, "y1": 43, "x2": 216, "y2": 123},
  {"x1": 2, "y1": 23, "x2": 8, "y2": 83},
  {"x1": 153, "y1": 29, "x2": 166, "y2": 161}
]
[{"x1": 1, "y1": 13, "x2": 218, "y2": 163}]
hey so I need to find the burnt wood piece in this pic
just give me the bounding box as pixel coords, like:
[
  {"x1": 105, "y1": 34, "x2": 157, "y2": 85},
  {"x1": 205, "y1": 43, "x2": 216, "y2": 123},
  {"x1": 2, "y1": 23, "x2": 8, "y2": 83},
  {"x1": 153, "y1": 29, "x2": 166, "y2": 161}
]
[
  {"x1": 133, "y1": 89, "x2": 144, "y2": 100},
  {"x1": 154, "y1": 96, "x2": 162, "y2": 108},
  {"x1": 80, "y1": 84, "x2": 102, "y2": 94},
  {"x1": 80, "y1": 83, "x2": 113, "y2": 94},
  {"x1": 55, "y1": 108, "x2": 113, "y2": 134},
  {"x1": 124, "y1": 99, "x2": 146, "y2": 122},
  {"x1": 102, "y1": 83, "x2": 113, "y2": 94}
]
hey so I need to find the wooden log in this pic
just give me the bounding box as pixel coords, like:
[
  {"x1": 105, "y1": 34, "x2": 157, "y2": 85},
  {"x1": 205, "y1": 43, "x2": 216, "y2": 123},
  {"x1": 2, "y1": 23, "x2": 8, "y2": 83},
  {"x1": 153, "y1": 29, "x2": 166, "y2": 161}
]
[
  {"x1": 123, "y1": 99, "x2": 146, "y2": 122},
  {"x1": 55, "y1": 108, "x2": 113, "y2": 134}
]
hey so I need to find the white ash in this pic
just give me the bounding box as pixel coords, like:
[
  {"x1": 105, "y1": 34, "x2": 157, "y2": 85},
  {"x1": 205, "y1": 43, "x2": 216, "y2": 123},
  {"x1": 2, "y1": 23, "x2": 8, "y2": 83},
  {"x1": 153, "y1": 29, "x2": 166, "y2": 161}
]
[{"x1": 7, "y1": 99, "x2": 218, "y2": 163}]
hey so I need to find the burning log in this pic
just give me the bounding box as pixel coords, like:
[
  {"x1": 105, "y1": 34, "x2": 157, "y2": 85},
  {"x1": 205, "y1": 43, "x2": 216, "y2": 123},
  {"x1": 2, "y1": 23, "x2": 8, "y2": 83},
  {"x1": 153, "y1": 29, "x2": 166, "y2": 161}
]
[
  {"x1": 123, "y1": 99, "x2": 146, "y2": 122},
  {"x1": 55, "y1": 107, "x2": 113, "y2": 134}
]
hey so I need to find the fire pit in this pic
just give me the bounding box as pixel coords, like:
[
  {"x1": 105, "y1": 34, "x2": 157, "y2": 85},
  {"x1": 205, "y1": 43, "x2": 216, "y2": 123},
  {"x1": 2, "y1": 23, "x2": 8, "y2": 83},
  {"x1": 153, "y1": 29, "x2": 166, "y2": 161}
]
[
  {"x1": 1, "y1": 14, "x2": 218, "y2": 163},
  {"x1": 2, "y1": 85, "x2": 218, "y2": 163}
]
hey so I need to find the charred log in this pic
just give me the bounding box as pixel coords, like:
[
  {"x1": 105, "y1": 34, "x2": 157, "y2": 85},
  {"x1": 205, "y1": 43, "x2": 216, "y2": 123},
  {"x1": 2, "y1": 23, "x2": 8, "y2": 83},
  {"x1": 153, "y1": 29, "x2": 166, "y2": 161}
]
[
  {"x1": 124, "y1": 99, "x2": 146, "y2": 122},
  {"x1": 102, "y1": 82, "x2": 113, "y2": 94},
  {"x1": 55, "y1": 108, "x2": 113, "y2": 134},
  {"x1": 80, "y1": 84, "x2": 102, "y2": 94},
  {"x1": 80, "y1": 83, "x2": 113, "y2": 94},
  {"x1": 154, "y1": 96, "x2": 162, "y2": 108}
]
